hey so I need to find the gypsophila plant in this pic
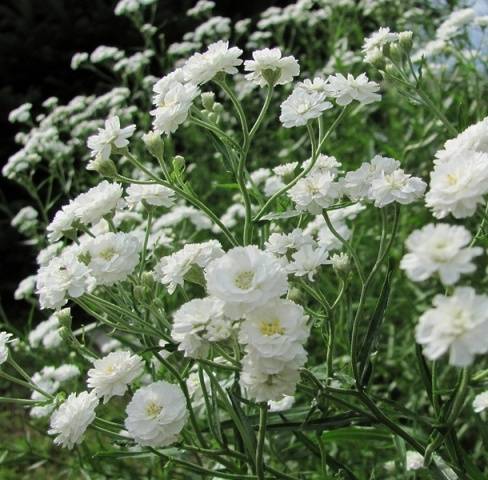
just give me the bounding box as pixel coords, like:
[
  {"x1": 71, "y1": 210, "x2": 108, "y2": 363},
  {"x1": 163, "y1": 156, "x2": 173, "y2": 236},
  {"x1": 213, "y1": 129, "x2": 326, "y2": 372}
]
[{"x1": 2, "y1": 0, "x2": 488, "y2": 478}]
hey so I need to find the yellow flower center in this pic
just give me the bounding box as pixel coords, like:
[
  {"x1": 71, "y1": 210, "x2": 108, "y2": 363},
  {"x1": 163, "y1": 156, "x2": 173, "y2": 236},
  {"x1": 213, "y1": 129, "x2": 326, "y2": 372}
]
[
  {"x1": 145, "y1": 401, "x2": 163, "y2": 418},
  {"x1": 259, "y1": 319, "x2": 285, "y2": 336},
  {"x1": 234, "y1": 271, "x2": 254, "y2": 290},
  {"x1": 446, "y1": 173, "x2": 458, "y2": 186},
  {"x1": 100, "y1": 248, "x2": 116, "y2": 261}
]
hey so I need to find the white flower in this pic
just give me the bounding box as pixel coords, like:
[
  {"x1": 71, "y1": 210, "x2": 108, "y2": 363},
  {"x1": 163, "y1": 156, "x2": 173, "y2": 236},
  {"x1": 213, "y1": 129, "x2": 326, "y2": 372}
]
[
  {"x1": 172, "y1": 297, "x2": 232, "y2": 358},
  {"x1": 263, "y1": 175, "x2": 285, "y2": 197},
  {"x1": 36, "y1": 252, "x2": 95, "y2": 310},
  {"x1": 71, "y1": 181, "x2": 123, "y2": 227},
  {"x1": 362, "y1": 27, "x2": 398, "y2": 62},
  {"x1": 0, "y1": 331, "x2": 13, "y2": 365},
  {"x1": 273, "y1": 162, "x2": 298, "y2": 178},
  {"x1": 240, "y1": 354, "x2": 301, "y2": 402},
  {"x1": 437, "y1": 8, "x2": 476, "y2": 40},
  {"x1": 8, "y1": 103, "x2": 32, "y2": 123},
  {"x1": 406, "y1": 451, "x2": 424, "y2": 471},
  {"x1": 425, "y1": 151, "x2": 488, "y2": 219},
  {"x1": 435, "y1": 117, "x2": 488, "y2": 164},
  {"x1": 473, "y1": 391, "x2": 488, "y2": 413},
  {"x1": 81, "y1": 232, "x2": 140, "y2": 286},
  {"x1": 279, "y1": 85, "x2": 332, "y2": 128},
  {"x1": 155, "y1": 240, "x2": 223, "y2": 294},
  {"x1": 288, "y1": 245, "x2": 330, "y2": 281},
  {"x1": 288, "y1": 173, "x2": 341, "y2": 214},
  {"x1": 342, "y1": 155, "x2": 400, "y2": 201},
  {"x1": 239, "y1": 299, "x2": 309, "y2": 362},
  {"x1": 205, "y1": 246, "x2": 289, "y2": 318},
  {"x1": 187, "y1": 0, "x2": 215, "y2": 17},
  {"x1": 125, "y1": 184, "x2": 175, "y2": 208},
  {"x1": 326, "y1": 73, "x2": 381, "y2": 106},
  {"x1": 370, "y1": 169, "x2": 426, "y2": 207},
  {"x1": 14, "y1": 275, "x2": 37, "y2": 300},
  {"x1": 331, "y1": 252, "x2": 349, "y2": 271},
  {"x1": 400, "y1": 224, "x2": 482, "y2": 285},
  {"x1": 87, "y1": 350, "x2": 144, "y2": 403},
  {"x1": 90, "y1": 45, "x2": 123, "y2": 63},
  {"x1": 28, "y1": 313, "x2": 63, "y2": 349},
  {"x1": 268, "y1": 395, "x2": 295, "y2": 412},
  {"x1": 11, "y1": 206, "x2": 38, "y2": 234},
  {"x1": 151, "y1": 71, "x2": 199, "y2": 135},
  {"x1": 87, "y1": 116, "x2": 135, "y2": 160},
  {"x1": 125, "y1": 381, "x2": 188, "y2": 447},
  {"x1": 46, "y1": 203, "x2": 78, "y2": 242},
  {"x1": 416, "y1": 287, "x2": 488, "y2": 367},
  {"x1": 53, "y1": 364, "x2": 80, "y2": 382},
  {"x1": 48, "y1": 391, "x2": 98, "y2": 449},
  {"x1": 244, "y1": 48, "x2": 299, "y2": 87},
  {"x1": 302, "y1": 154, "x2": 341, "y2": 176},
  {"x1": 265, "y1": 228, "x2": 315, "y2": 256},
  {"x1": 183, "y1": 40, "x2": 242, "y2": 84}
]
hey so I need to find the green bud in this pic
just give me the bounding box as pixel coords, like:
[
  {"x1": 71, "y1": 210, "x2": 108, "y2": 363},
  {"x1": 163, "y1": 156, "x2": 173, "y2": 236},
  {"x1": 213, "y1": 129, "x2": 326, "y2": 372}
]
[
  {"x1": 399, "y1": 31, "x2": 413, "y2": 51},
  {"x1": 56, "y1": 308, "x2": 72, "y2": 329},
  {"x1": 87, "y1": 155, "x2": 117, "y2": 178},
  {"x1": 212, "y1": 102, "x2": 223, "y2": 114},
  {"x1": 201, "y1": 92, "x2": 215, "y2": 111},
  {"x1": 141, "y1": 271, "x2": 156, "y2": 289},
  {"x1": 172, "y1": 155, "x2": 185, "y2": 175},
  {"x1": 261, "y1": 68, "x2": 281, "y2": 86},
  {"x1": 143, "y1": 131, "x2": 165, "y2": 160}
]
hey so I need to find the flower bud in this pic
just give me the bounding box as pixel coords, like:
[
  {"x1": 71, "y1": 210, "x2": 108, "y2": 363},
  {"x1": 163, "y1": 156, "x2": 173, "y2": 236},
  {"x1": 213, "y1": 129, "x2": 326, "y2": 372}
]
[
  {"x1": 172, "y1": 155, "x2": 185, "y2": 174},
  {"x1": 143, "y1": 131, "x2": 165, "y2": 161},
  {"x1": 56, "y1": 308, "x2": 72, "y2": 330},
  {"x1": 201, "y1": 92, "x2": 215, "y2": 111},
  {"x1": 399, "y1": 31, "x2": 413, "y2": 51},
  {"x1": 331, "y1": 253, "x2": 350, "y2": 275},
  {"x1": 87, "y1": 155, "x2": 117, "y2": 178}
]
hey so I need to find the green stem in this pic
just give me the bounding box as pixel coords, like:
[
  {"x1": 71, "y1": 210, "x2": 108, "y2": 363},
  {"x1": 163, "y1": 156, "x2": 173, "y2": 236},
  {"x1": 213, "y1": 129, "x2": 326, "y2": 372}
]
[{"x1": 256, "y1": 403, "x2": 268, "y2": 480}]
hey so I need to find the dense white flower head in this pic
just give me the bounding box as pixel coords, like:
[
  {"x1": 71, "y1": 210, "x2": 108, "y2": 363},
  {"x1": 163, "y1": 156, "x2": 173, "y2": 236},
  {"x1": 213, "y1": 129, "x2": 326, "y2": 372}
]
[
  {"x1": 342, "y1": 155, "x2": 400, "y2": 201},
  {"x1": 362, "y1": 27, "x2": 399, "y2": 62},
  {"x1": 280, "y1": 83, "x2": 332, "y2": 128},
  {"x1": 473, "y1": 391, "x2": 488, "y2": 413},
  {"x1": 36, "y1": 251, "x2": 95, "y2": 310},
  {"x1": 124, "y1": 381, "x2": 188, "y2": 447},
  {"x1": 288, "y1": 172, "x2": 341, "y2": 214},
  {"x1": 406, "y1": 451, "x2": 424, "y2": 471},
  {"x1": 437, "y1": 8, "x2": 476, "y2": 40},
  {"x1": 287, "y1": 245, "x2": 330, "y2": 281},
  {"x1": 370, "y1": 169, "x2": 426, "y2": 207},
  {"x1": 425, "y1": 151, "x2": 488, "y2": 219},
  {"x1": 302, "y1": 154, "x2": 341, "y2": 177},
  {"x1": 265, "y1": 228, "x2": 315, "y2": 256},
  {"x1": 268, "y1": 395, "x2": 295, "y2": 412},
  {"x1": 172, "y1": 297, "x2": 232, "y2": 358},
  {"x1": 400, "y1": 224, "x2": 482, "y2": 285},
  {"x1": 244, "y1": 48, "x2": 299, "y2": 87},
  {"x1": 14, "y1": 274, "x2": 37, "y2": 300},
  {"x1": 125, "y1": 184, "x2": 175, "y2": 208},
  {"x1": 0, "y1": 331, "x2": 13, "y2": 365},
  {"x1": 239, "y1": 299, "x2": 309, "y2": 362},
  {"x1": 183, "y1": 40, "x2": 243, "y2": 84},
  {"x1": 151, "y1": 70, "x2": 200, "y2": 135},
  {"x1": 81, "y1": 232, "x2": 140, "y2": 286},
  {"x1": 87, "y1": 116, "x2": 135, "y2": 160},
  {"x1": 48, "y1": 391, "x2": 98, "y2": 449},
  {"x1": 273, "y1": 162, "x2": 298, "y2": 177},
  {"x1": 155, "y1": 240, "x2": 224, "y2": 294},
  {"x1": 240, "y1": 354, "x2": 301, "y2": 402},
  {"x1": 28, "y1": 313, "x2": 63, "y2": 349},
  {"x1": 326, "y1": 73, "x2": 381, "y2": 106},
  {"x1": 87, "y1": 350, "x2": 144, "y2": 403},
  {"x1": 205, "y1": 246, "x2": 288, "y2": 318},
  {"x1": 416, "y1": 287, "x2": 488, "y2": 367},
  {"x1": 434, "y1": 117, "x2": 488, "y2": 164}
]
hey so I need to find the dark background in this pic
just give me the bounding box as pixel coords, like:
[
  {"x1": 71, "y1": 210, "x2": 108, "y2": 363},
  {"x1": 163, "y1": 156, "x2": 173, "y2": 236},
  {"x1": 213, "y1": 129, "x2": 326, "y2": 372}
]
[{"x1": 0, "y1": 0, "x2": 291, "y2": 321}]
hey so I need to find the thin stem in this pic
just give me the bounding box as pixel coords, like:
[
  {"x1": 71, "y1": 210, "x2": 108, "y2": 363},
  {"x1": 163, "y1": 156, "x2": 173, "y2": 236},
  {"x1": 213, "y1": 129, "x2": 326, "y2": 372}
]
[{"x1": 256, "y1": 403, "x2": 268, "y2": 480}]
